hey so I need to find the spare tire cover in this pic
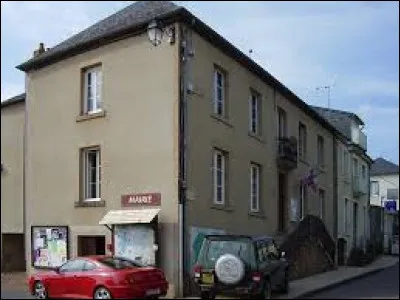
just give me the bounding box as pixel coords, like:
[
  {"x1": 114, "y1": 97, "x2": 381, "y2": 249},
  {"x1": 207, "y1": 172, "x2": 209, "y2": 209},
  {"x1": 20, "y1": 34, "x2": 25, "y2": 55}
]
[{"x1": 214, "y1": 253, "x2": 245, "y2": 285}]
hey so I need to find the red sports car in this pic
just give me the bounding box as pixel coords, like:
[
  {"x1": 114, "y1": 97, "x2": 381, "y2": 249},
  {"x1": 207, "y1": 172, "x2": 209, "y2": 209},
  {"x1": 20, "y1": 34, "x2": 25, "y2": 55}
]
[{"x1": 28, "y1": 256, "x2": 169, "y2": 299}]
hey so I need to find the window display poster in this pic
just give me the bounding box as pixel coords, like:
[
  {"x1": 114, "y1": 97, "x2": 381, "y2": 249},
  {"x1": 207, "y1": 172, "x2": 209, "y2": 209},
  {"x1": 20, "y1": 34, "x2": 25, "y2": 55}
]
[{"x1": 32, "y1": 226, "x2": 68, "y2": 268}]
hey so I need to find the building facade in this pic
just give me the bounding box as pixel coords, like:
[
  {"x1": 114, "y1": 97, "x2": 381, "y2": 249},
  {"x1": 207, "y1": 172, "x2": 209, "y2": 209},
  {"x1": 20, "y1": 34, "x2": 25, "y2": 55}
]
[
  {"x1": 2, "y1": 0, "x2": 372, "y2": 296},
  {"x1": 1, "y1": 93, "x2": 26, "y2": 272},
  {"x1": 370, "y1": 158, "x2": 399, "y2": 253},
  {"x1": 313, "y1": 106, "x2": 372, "y2": 261}
]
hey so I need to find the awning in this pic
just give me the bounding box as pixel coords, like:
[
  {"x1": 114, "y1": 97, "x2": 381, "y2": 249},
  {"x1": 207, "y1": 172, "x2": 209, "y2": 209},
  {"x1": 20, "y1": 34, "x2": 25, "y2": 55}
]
[{"x1": 99, "y1": 208, "x2": 160, "y2": 225}]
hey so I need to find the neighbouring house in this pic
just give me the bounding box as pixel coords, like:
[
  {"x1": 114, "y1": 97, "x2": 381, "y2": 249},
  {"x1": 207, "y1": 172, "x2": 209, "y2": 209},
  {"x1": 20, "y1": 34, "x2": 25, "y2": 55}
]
[
  {"x1": 370, "y1": 157, "x2": 399, "y2": 253},
  {"x1": 3, "y1": 0, "x2": 371, "y2": 296},
  {"x1": 1, "y1": 93, "x2": 26, "y2": 272},
  {"x1": 312, "y1": 106, "x2": 373, "y2": 264}
]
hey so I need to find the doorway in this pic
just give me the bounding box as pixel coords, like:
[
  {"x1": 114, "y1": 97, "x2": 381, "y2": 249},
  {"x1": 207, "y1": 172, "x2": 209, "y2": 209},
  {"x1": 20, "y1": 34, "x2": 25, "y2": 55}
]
[
  {"x1": 77, "y1": 236, "x2": 105, "y2": 256},
  {"x1": 1, "y1": 233, "x2": 26, "y2": 272},
  {"x1": 353, "y1": 203, "x2": 358, "y2": 247},
  {"x1": 278, "y1": 172, "x2": 287, "y2": 232}
]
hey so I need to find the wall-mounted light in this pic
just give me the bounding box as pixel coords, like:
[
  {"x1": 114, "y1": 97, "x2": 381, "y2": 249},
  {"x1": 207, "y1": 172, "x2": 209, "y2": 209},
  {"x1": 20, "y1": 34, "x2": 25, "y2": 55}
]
[{"x1": 147, "y1": 20, "x2": 176, "y2": 46}]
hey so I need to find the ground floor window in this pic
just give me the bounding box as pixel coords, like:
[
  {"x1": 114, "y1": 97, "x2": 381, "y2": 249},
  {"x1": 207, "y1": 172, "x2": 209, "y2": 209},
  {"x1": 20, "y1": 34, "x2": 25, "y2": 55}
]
[
  {"x1": 31, "y1": 226, "x2": 69, "y2": 268},
  {"x1": 78, "y1": 235, "x2": 105, "y2": 256}
]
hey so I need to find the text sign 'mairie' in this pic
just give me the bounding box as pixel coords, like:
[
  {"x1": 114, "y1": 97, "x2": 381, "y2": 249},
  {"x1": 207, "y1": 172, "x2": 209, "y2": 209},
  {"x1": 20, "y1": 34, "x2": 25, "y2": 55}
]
[{"x1": 121, "y1": 193, "x2": 161, "y2": 207}]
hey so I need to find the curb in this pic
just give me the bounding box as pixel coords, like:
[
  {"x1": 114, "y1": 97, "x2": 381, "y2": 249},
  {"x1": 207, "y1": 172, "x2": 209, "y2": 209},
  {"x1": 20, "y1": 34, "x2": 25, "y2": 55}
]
[{"x1": 293, "y1": 264, "x2": 396, "y2": 299}]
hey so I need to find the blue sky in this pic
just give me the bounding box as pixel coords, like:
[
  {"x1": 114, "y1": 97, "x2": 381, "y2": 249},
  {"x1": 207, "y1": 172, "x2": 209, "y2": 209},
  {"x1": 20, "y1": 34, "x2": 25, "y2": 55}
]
[{"x1": 1, "y1": 1, "x2": 399, "y2": 164}]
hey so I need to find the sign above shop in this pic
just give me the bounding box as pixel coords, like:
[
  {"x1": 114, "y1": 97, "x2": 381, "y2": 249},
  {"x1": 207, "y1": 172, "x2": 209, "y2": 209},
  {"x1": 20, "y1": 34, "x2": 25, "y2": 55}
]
[{"x1": 121, "y1": 193, "x2": 161, "y2": 207}]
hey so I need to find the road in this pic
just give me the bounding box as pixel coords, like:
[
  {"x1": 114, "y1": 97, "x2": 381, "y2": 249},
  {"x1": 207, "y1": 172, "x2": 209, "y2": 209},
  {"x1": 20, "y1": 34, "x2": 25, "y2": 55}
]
[
  {"x1": 306, "y1": 262, "x2": 399, "y2": 299},
  {"x1": 1, "y1": 263, "x2": 399, "y2": 299}
]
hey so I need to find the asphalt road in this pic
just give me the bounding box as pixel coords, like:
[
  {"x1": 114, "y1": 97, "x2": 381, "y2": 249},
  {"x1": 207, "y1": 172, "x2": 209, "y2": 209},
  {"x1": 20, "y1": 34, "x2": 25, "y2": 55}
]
[{"x1": 306, "y1": 262, "x2": 400, "y2": 299}]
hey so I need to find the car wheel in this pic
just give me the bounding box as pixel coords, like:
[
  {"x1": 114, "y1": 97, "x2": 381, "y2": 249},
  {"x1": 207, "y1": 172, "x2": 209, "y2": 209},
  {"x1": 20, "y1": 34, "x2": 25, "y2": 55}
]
[
  {"x1": 34, "y1": 281, "x2": 47, "y2": 299},
  {"x1": 200, "y1": 291, "x2": 215, "y2": 299},
  {"x1": 94, "y1": 286, "x2": 112, "y2": 299},
  {"x1": 263, "y1": 280, "x2": 272, "y2": 299}
]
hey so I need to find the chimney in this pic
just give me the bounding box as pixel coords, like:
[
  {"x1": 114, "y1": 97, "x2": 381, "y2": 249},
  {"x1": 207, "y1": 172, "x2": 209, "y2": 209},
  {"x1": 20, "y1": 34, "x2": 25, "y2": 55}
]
[{"x1": 33, "y1": 42, "x2": 46, "y2": 57}]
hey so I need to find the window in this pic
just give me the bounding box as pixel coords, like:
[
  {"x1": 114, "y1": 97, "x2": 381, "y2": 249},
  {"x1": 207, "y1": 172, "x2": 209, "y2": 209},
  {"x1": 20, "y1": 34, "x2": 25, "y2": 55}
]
[
  {"x1": 298, "y1": 123, "x2": 307, "y2": 160},
  {"x1": 299, "y1": 183, "x2": 306, "y2": 220},
  {"x1": 59, "y1": 259, "x2": 86, "y2": 272},
  {"x1": 213, "y1": 67, "x2": 226, "y2": 116},
  {"x1": 266, "y1": 240, "x2": 280, "y2": 260},
  {"x1": 387, "y1": 188, "x2": 399, "y2": 200},
  {"x1": 250, "y1": 164, "x2": 260, "y2": 212},
  {"x1": 83, "y1": 66, "x2": 102, "y2": 114},
  {"x1": 213, "y1": 149, "x2": 226, "y2": 205},
  {"x1": 83, "y1": 260, "x2": 98, "y2": 271},
  {"x1": 361, "y1": 165, "x2": 366, "y2": 180},
  {"x1": 98, "y1": 257, "x2": 143, "y2": 269},
  {"x1": 344, "y1": 198, "x2": 350, "y2": 233},
  {"x1": 343, "y1": 150, "x2": 349, "y2": 176},
  {"x1": 370, "y1": 181, "x2": 379, "y2": 196},
  {"x1": 81, "y1": 147, "x2": 101, "y2": 201},
  {"x1": 317, "y1": 135, "x2": 325, "y2": 168},
  {"x1": 277, "y1": 107, "x2": 287, "y2": 138},
  {"x1": 319, "y1": 189, "x2": 325, "y2": 220},
  {"x1": 249, "y1": 91, "x2": 261, "y2": 135}
]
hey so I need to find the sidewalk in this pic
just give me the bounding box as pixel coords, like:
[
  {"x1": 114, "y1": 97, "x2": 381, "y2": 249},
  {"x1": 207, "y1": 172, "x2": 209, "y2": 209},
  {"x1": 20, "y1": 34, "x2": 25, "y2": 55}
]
[{"x1": 181, "y1": 255, "x2": 399, "y2": 299}]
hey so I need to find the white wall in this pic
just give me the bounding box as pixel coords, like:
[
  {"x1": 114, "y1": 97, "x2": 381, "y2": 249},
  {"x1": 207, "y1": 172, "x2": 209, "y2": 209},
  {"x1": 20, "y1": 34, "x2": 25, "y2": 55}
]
[{"x1": 370, "y1": 174, "x2": 399, "y2": 210}]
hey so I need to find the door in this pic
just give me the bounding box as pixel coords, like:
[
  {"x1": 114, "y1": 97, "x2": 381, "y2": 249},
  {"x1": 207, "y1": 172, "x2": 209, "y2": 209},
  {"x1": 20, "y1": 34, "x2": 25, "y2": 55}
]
[
  {"x1": 73, "y1": 259, "x2": 99, "y2": 298},
  {"x1": 114, "y1": 224, "x2": 156, "y2": 266},
  {"x1": 278, "y1": 173, "x2": 287, "y2": 232},
  {"x1": 78, "y1": 236, "x2": 105, "y2": 256},
  {"x1": 353, "y1": 202, "x2": 358, "y2": 247}
]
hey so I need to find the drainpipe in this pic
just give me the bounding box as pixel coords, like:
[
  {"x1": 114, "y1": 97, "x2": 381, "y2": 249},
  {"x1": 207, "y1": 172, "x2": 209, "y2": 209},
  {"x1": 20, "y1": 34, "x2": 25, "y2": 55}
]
[
  {"x1": 23, "y1": 81, "x2": 28, "y2": 272},
  {"x1": 178, "y1": 23, "x2": 189, "y2": 298}
]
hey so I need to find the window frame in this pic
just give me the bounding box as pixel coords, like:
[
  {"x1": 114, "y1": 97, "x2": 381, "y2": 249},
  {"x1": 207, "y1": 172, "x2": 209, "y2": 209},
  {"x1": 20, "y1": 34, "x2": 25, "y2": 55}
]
[
  {"x1": 370, "y1": 181, "x2": 379, "y2": 196},
  {"x1": 213, "y1": 67, "x2": 226, "y2": 117},
  {"x1": 277, "y1": 107, "x2": 287, "y2": 139},
  {"x1": 298, "y1": 122, "x2": 307, "y2": 161},
  {"x1": 250, "y1": 163, "x2": 261, "y2": 212},
  {"x1": 319, "y1": 188, "x2": 325, "y2": 220},
  {"x1": 81, "y1": 147, "x2": 101, "y2": 202},
  {"x1": 213, "y1": 149, "x2": 226, "y2": 205},
  {"x1": 299, "y1": 183, "x2": 306, "y2": 220},
  {"x1": 249, "y1": 90, "x2": 261, "y2": 135},
  {"x1": 82, "y1": 65, "x2": 102, "y2": 115},
  {"x1": 317, "y1": 135, "x2": 325, "y2": 168}
]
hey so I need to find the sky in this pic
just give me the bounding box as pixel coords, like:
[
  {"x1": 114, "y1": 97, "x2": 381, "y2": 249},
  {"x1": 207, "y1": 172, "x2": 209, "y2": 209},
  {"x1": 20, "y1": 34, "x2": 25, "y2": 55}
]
[{"x1": 1, "y1": 1, "x2": 399, "y2": 164}]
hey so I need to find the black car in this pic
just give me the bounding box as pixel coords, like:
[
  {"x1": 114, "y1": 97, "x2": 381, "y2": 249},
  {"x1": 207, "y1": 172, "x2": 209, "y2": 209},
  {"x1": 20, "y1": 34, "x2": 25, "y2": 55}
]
[{"x1": 192, "y1": 234, "x2": 289, "y2": 299}]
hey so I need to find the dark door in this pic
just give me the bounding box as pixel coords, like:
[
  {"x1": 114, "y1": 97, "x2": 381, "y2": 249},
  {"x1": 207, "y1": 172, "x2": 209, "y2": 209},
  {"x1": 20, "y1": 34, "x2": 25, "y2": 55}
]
[
  {"x1": 278, "y1": 173, "x2": 287, "y2": 232},
  {"x1": 77, "y1": 236, "x2": 105, "y2": 256},
  {"x1": 353, "y1": 203, "x2": 358, "y2": 247}
]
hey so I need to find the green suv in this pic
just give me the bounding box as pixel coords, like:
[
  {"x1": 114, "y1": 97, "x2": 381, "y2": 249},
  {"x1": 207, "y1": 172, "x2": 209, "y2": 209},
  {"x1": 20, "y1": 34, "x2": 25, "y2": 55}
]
[{"x1": 192, "y1": 235, "x2": 289, "y2": 299}]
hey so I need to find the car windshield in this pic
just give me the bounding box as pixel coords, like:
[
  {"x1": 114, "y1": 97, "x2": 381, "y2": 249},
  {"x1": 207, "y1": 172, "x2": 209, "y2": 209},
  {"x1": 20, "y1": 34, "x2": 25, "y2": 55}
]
[
  {"x1": 98, "y1": 257, "x2": 144, "y2": 270},
  {"x1": 199, "y1": 237, "x2": 255, "y2": 269}
]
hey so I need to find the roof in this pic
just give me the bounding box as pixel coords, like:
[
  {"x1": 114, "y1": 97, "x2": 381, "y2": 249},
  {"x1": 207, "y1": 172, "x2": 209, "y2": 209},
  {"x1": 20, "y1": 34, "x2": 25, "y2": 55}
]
[
  {"x1": 17, "y1": 1, "x2": 181, "y2": 71},
  {"x1": 311, "y1": 106, "x2": 364, "y2": 140},
  {"x1": 371, "y1": 157, "x2": 399, "y2": 176},
  {"x1": 1, "y1": 93, "x2": 26, "y2": 109},
  {"x1": 99, "y1": 208, "x2": 160, "y2": 225},
  {"x1": 16, "y1": 1, "x2": 341, "y2": 138}
]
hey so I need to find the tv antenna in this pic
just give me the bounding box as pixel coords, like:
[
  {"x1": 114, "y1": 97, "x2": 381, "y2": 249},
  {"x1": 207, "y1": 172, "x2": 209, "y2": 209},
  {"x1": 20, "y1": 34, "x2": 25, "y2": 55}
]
[{"x1": 316, "y1": 85, "x2": 332, "y2": 108}]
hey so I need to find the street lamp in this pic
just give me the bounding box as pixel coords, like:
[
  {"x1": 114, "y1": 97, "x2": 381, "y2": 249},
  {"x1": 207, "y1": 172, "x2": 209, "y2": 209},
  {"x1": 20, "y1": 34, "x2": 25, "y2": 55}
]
[{"x1": 147, "y1": 20, "x2": 176, "y2": 46}]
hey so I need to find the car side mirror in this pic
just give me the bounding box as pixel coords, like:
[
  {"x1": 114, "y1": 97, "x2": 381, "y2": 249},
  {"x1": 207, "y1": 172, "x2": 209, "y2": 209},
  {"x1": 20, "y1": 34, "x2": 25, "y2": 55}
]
[
  {"x1": 54, "y1": 267, "x2": 60, "y2": 273},
  {"x1": 281, "y1": 251, "x2": 286, "y2": 258}
]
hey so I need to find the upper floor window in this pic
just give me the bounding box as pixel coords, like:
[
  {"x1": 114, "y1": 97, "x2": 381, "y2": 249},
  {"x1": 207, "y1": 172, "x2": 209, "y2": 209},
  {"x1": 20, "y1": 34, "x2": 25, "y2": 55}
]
[
  {"x1": 319, "y1": 188, "x2": 325, "y2": 220},
  {"x1": 343, "y1": 149, "x2": 349, "y2": 176},
  {"x1": 81, "y1": 147, "x2": 101, "y2": 201},
  {"x1": 277, "y1": 107, "x2": 287, "y2": 138},
  {"x1": 250, "y1": 163, "x2": 261, "y2": 212},
  {"x1": 249, "y1": 91, "x2": 261, "y2": 135},
  {"x1": 298, "y1": 123, "x2": 307, "y2": 161},
  {"x1": 370, "y1": 181, "x2": 379, "y2": 196},
  {"x1": 83, "y1": 65, "x2": 102, "y2": 114},
  {"x1": 317, "y1": 135, "x2": 325, "y2": 168},
  {"x1": 361, "y1": 165, "x2": 367, "y2": 180},
  {"x1": 213, "y1": 149, "x2": 227, "y2": 205},
  {"x1": 213, "y1": 67, "x2": 226, "y2": 117}
]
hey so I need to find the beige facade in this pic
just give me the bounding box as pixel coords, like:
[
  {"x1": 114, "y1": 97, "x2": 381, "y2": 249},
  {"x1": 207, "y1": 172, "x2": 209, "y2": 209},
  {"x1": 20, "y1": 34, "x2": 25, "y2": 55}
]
[
  {"x1": 336, "y1": 140, "x2": 370, "y2": 258},
  {"x1": 24, "y1": 30, "x2": 180, "y2": 295},
  {"x1": 185, "y1": 30, "x2": 335, "y2": 242},
  {"x1": 1, "y1": 101, "x2": 25, "y2": 234}
]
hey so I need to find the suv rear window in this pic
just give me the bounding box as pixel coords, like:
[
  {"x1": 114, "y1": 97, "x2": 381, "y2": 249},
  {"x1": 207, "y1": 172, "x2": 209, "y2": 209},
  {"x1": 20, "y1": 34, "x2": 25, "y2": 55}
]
[{"x1": 198, "y1": 237, "x2": 256, "y2": 269}]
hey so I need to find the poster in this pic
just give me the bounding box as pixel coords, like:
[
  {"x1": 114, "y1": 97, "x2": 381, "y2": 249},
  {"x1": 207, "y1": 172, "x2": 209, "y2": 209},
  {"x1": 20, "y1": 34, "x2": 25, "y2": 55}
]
[{"x1": 32, "y1": 226, "x2": 68, "y2": 268}]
